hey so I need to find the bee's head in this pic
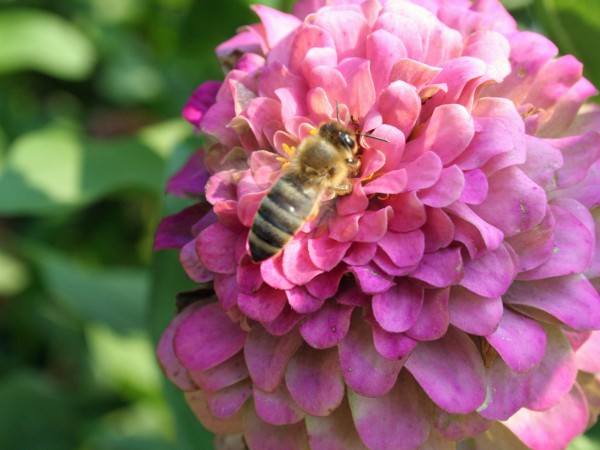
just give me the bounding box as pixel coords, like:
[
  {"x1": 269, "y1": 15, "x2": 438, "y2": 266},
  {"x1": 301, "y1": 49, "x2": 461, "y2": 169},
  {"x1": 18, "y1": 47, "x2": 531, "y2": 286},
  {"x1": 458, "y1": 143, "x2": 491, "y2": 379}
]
[{"x1": 319, "y1": 121, "x2": 357, "y2": 154}]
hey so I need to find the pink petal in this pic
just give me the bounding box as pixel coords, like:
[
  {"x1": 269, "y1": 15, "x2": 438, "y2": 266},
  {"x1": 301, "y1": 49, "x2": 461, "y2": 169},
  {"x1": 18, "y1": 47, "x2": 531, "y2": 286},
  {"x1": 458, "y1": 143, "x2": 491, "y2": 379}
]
[
  {"x1": 338, "y1": 57, "x2": 376, "y2": 120},
  {"x1": 253, "y1": 383, "x2": 305, "y2": 426},
  {"x1": 251, "y1": 5, "x2": 301, "y2": 49},
  {"x1": 486, "y1": 309, "x2": 546, "y2": 373},
  {"x1": 260, "y1": 255, "x2": 295, "y2": 290},
  {"x1": 336, "y1": 181, "x2": 368, "y2": 216},
  {"x1": 407, "y1": 104, "x2": 474, "y2": 165},
  {"x1": 372, "y1": 280, "x2": 424, "y2": 333},
  {"x1": 460, "y1": 243, "x2": 517, "y2": 298},
  {"x1": 343, "y1": 242, "x2": 377, "y2": 266},
  {"x1": 362, "y1": 169, "x2": 408, "y2": 195},
  {"x1": 519, "y1": 135, "x2": 563, "y2": 188},
  {"x1": 238, "y1": 284, "x2": 287, "y2": 322},
  {"x1": 406, "y1": 288, "x2": 450, "y2": 341},
  {"x1": 191, "y1": 351, "x2": 248, "y2": 393},
  {"x1": 154, "y1": 204, "x2": 210, "y2": 250},
  {"x1": 409, "y1": 246, "x2": 463, "y2": 288},
  {"x1": 433, "y1": 411, "x2": 491, "y2": 440},
  {"x1": 405, "y1": 327, "x2": 486, "y2": 413},
  {"x1": 524, "y1": 326, "x2": 577, "y2": 411},
  {"x1": 300, "y1": 301, "x2": 354, "y2": 349},
  {"x1": 244, "y1": 407, "x2": 309, "y2": 450},
  {"x1": 447, "y1": 202, "x2": 504, "y2": 259},
  {"x1": 366, "y1": 28, "x2": 407, "y2": 94},
  {"x1": 182, "y1": 81, "x2": 221, "y2": 127},
  {"x1": 371, "y1": 320, "x2": 417, "y2": 360},
  {"x1": 576, "y1": 331, "x2": 600, "y2": 373},
  {"x1": 505, "y1": 275, "x2": 600, "y2": 330},
  {"x1": 348, "y1": 371, "x2": 431, "y2": 450},
  {"x1": 180, "y1": 239, "x2": 213, "y2": 283},
  {"x1": 305, "y1": 265, "x2": 346, "y2": 299},
  {"x1": 185, "y1": 390, "x2": 243, "y2": 435},
  {"x1": 419, "y1": 165, "x2": 465, "y2": 208},
  {"x1": 308, "y1": 235, "x2": 352, "y2": 272},
  {"x1": 471, "y1": 167, "x2": 547, "y2": 237},
  {"x1": 310, "y1": 9, "x2": 369, "y2": 60},
  {"x1": 354, "y1": 207, "x2": 392, "y2": 242},
  {"x1": 368, "y1": 125, "x2": 406, "y2": 172},
  {"x1": 282, "y1": 238, "x2": 323, "y2": 285},
  {"x1": 387, "y1": 191, "x2": 427, "y2": 232},
  {"x1": 378, "y1": 80, "x2": 421, "y2": 137},
  {"x1": 459, "y1": 169, "x2": 488, "y2": 205},
  {"x1": 214, "y1": 274, "x2": 238, "y2": 311},
  {"x1": 339, "y1": 316, "x2": 405, "y2": 397},
  {"x1": 448, "y1": 286, "x2": 503, "y2": 336},
  {"x1": 422, "y1": 207, "x2": 454, "y2": 252},
  {"x1": 285, "y1": 345, "x2": 345, "y2": 416},
  {"x1": 518, "y1": 204, "x2": 594, "y2": 280},
  {"x1": 174, "y1": 303, "x2": 247, "y2": 372},
  {"x1": 504, "y1": 384, "x2": 589, "y2": 450},
  {"x1": 478, "y1": 358, "x2": 531, "y2": 420},
  {"x1": 403, "y1": 151, "x2": 443, "y2": 191},
  {"x1": 205, "y1": 379, "x2": 252, "y2": 419},
  {"x1": 306, "y1": 398, "x2": 368, "y2": 450}
]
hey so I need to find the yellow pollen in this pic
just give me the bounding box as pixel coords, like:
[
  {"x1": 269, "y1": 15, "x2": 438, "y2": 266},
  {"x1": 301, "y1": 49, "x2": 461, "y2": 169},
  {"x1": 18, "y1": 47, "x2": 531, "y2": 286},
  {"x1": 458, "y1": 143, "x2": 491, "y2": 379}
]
[
  {"x1": 309, "y1": 128, "x2": 318, "y2": 135},
  {"x1": 282, "y1": 143, "x2": 296, "y2": 158}
]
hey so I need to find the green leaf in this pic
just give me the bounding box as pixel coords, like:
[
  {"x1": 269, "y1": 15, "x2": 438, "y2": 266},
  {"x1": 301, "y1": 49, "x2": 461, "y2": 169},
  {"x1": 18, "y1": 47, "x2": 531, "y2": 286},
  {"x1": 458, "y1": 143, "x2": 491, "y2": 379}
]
[
  {"x1": 0, "y1": 123, "x2": 167, "y2": 215},
  {"x1": 0, "y1": 249, "x2": 29, "y2": 296},
  {"x1": 30, "y1": 246, "x2": 149, "y2": 333},
  {"x1": 0, "y1": 372, "x2": 77, "y2": 450},
  {"x1": 535, "y1": 0, "x2": 600, "y2": 89},
  {"x1": 0, "y1": 9, "x2": 96, "y2": 79}
]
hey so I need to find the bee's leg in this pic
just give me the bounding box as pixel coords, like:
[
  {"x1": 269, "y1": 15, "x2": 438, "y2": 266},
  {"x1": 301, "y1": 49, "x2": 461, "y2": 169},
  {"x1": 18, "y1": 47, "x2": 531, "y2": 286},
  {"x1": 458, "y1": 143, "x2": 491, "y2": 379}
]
[
  {"x1": 331, "y1": 180, "x2": 353, "y2": 196},
  {"x1": 306, "y1": 202, "x2": 321, "y2": 222}
]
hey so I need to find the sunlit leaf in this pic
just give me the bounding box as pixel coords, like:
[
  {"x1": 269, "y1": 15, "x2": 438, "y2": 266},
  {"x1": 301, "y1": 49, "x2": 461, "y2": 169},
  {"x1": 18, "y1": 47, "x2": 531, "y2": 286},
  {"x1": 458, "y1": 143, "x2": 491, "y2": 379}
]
[
  {"x1": 0, "y1": 249, "x2": 29, "y2": 296},
  {"x1": 0, "y1": 9, "x2": 96, "y2": 79}
]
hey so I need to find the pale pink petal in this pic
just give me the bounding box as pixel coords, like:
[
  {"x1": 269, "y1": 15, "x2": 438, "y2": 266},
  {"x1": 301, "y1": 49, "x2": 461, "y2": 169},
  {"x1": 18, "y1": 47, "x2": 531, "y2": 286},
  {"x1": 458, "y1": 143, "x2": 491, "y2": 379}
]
[
  {"x1": 378, "y1": 80, "x2": 421, "y2": 137},
  {"x1": 282, "y1": 238, "x2": 324, "y2": 285},
  {"x1": 504, "y1": 384, "x2": 589, "y2": 450},
  {"x1": 433, "y1": 411, "x2": 491, "y2": 440},
  {"x1": 191, "y1": 351, "x2": 248, "y2": 393},
  {"x1": 244, "y1": 407, "x2": 309, "y2": 450},
  {"x1": 306, "y1": 398, "x2": 369, "y2": 450},
  {"x1": 576, "y1": 331, "x2": 600, "y2": 373},
  {"x1": 185, "y1": 390, "x2": 243, "y2": 435},
  {"x1": 260, "y1": 255, "x2": 295, "y2": 290}
]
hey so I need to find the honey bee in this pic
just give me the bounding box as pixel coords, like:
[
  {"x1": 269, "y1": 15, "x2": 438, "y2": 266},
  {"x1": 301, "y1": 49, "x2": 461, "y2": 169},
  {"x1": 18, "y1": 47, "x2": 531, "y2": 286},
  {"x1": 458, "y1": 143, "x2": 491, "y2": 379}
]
[{"x1": 249, "y1": 121, "x2": 360, "y2": 263}]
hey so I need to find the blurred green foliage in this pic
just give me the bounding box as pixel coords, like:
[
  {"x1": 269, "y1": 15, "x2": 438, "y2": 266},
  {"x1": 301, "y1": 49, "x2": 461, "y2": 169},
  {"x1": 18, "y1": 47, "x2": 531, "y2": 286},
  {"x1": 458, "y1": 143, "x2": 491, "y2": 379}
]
[{"x1": 0, "y1": 0, "x2": 598, "y2": 449}]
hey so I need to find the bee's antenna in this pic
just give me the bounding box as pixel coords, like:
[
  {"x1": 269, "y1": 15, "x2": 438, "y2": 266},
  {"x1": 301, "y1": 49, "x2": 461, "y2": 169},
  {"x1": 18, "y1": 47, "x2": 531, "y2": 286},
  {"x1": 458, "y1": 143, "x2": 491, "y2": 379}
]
[
  {"x1": 357, "y1": 132, "x2": 389, "y2": 143},
  {"x1": 335, "y1": 99, "x2": 340, "y2": 123}
]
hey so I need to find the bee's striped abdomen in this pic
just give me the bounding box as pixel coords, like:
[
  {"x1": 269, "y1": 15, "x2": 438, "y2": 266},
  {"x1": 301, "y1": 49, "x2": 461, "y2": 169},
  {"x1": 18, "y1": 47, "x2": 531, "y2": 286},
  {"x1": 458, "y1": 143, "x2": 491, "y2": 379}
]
[{"x1": 249, "y1": 173, "x2": 318, "y2": 262}]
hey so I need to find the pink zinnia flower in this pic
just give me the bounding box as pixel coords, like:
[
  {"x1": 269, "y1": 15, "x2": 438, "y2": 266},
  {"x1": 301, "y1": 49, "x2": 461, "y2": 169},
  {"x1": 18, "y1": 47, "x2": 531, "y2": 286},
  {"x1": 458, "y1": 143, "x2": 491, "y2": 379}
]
[{"x1": 155, "y1": 0, "x2": 600, "y2": 449}]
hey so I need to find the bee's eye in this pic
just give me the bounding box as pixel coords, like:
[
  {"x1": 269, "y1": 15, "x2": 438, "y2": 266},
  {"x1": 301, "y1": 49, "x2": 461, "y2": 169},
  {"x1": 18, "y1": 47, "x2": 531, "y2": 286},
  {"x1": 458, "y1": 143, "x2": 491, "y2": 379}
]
[
  {"x1": 346, "y1": 157, "x2": 357, "y2": 165},
  {"x1": 340, "y1": 132, "x2": 355, "y2": 149}
]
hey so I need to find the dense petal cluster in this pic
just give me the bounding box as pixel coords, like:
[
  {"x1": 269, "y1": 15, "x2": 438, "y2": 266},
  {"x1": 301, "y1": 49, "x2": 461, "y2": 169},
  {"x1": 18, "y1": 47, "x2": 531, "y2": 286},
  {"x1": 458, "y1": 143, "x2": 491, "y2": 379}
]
[{"x1": 155, "y1": 0, "x2": 600, "y2": 449}]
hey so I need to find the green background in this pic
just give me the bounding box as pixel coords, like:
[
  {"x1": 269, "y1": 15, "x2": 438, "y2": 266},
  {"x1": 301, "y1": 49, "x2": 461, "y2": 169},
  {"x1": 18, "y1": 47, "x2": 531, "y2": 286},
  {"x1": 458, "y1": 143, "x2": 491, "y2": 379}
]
[{"x1": 0, "y1": 0, "x2": 598, "y2": 449}]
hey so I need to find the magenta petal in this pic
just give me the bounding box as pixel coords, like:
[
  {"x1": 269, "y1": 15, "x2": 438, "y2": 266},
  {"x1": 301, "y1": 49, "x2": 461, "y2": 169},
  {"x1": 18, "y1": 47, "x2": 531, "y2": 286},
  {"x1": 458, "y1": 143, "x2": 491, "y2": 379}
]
[
  {"x1": 238, "y1": 284, "x2": 287, "y2": 322},
  {"x1": 306, "y1": 398, "x2": 368, "y2": 450},
  {"x1": 409, "y1": 246, "x2": 463, "y2": 288},
  {"x1": 378, "y1": 229, "x2": 425, "y2": 268},
  {"x1": 486, "y1": 309, "x2": 546, "y2": 373},
  {"x1": 174, "y1": 303, "x2": 247, "y2": 372},
  {"x1": 185, "y1": 390, "x2": 243, "y2": 435},
  {"x1": 518, "y1": 204, "x2": 594, "y2": 280},
  {"x1": 403, "y1": 151, "x2": 443, "y2": 191},
  {"x1": 182, "y1": 81, "x2": 221, "y2": 127},
  {"x1": 371, "y1": 323, "x2": 417, "y2": 360},
  {"x1": 362, "y1": 169, "x2": 407, "y2": 195},
  {"x1": 354, "y1": 207, "x2": 392, "y2": 242},
  {"x1": 285, "y1": 345, "x2": 344, "y2": 416},
  {"x1": 260, "y1": 256, "x2": 294, "y2": 290},
  {"x1": 460, "y1": 243, "x2": 517, "y2": 298},
  {"x1": 253, "y1": 383, "x2": 304, "y2": 425},
  {"x1": 339, "y1": 316, "x2": 404, "y2": 397},
  {"x1": 422, "y1": 207, "x2": 455, "y2": 253},
  {"x1": 387, "y1": 191, "x2": 427, "y2": 232},
  {"x1": 308, "y1": 235, "x2": 351, "y2": 271},
  {"x1": 372, "y1": 280, "x2": 424, "y2": 333},
  {"x1": 196, "y1": 222, "x2": 237, "y2": 274},
  {"x1": 305, "y1": 266, "x2": 345, "y2": 299},
  {"x1": 300, "y1": 301, "x2": 354, "y2": 349},
  {"x1": 348, "y1": 371, "x2": 431, "y2": 450},
  {"x1": 405, "y1": 327, "x2": 486, "y2": 413},
  {"x1": 471, "y1": 167, "x2": 547, "y2": 237},
  {"x1": 504, "y1": 384, "x2": 589, "y2": 450},
  {"x1": 349, "y1": 264, "x2": 395, "y2": 294},
  {"x1": 478, "y1": 358, "x2": 531, "y2": 420},
  {"x1": 205, "y1": 379, "x2": 252, "y2": 419},
  {"x1": 157, "y1": 303, "x2": 200, "y2": 391},
  {"x1": 154, "y1": 204, "x2": 209, "y2": 250},
  {"x1": 244, "y1": 407, "x2": 309, "y2": 450},
  {"x1": 448, "y1": 287, "x2": 503, "y2": 336},
  {"x1": 525, "y1": 326, "x2": 577, "y2": 411},
  {"x1": 505, "y1": 275, "x2": 600, "y2": 330},
  {"x1": 286, "y1": 286, "x2": 326, "y2": 314},
  {"x1": 244, "y1": 326, "x2": 302, "y2": 392},
  {"x1": 180, "y1": 240, "x2": 213, "y2": 283},
  {"x1": 406, "y1": 288, "x2": 450, "y2": 341}
]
